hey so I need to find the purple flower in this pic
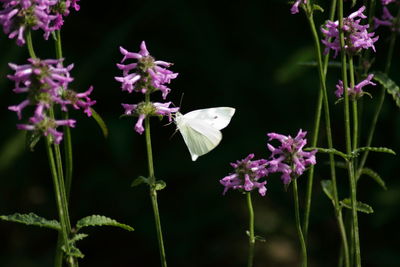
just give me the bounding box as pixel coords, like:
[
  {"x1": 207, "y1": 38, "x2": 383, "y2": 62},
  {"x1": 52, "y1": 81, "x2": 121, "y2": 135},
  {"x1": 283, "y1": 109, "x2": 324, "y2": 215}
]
[
  {"x1": 266, "y1": 130, "x2": 316, "y2": 185},
  {"x1": 335, "y1": 74, "x2": 376, "y2": 99},
  {"x1": 374, "y1": 7, "x2": 400, "y2": 32},
  {"x1": 115, "y1": 41, "x2": 178, "y2": 99},
  {"x1": 321, "y1": 6, "x2": 379, "y2": 57},
  {"x1": 220, "y1": 154, "x2": 268, "y2": 196},
  {"x1": 8, "y1": 57, "x2": 96, "y2": 144},
  {"x1": 0, "y1": 0, "x2": 64, "y2": 45},
  {"x1": 17, "y1": 115, "x2": 76, "y2": 144},
  {"x1": 121, "y1": 101, "x2": 179, "y2": 135},
  {"x1": 290, "y1": 0, "x2": 307, "y2": 15}
]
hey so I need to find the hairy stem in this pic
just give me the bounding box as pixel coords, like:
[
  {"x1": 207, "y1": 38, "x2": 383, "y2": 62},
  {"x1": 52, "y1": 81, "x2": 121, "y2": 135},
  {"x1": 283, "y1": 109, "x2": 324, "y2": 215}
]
[
  {"x1": 293, "y1": 179, "x2": 307, "y2": 267},
  {"x1": 53, "y1": 29, "x2": 74, "y2": 199},
  {"x1": 303, "y1": 0, "x2": 337, "y2": 239},
  {"x1": 338, "y1": 1, "x2": 360, "y2": 265},
  {"x1": 304, "y1": 3, "x2": 349, "y2": 266},
  {"x1": 26, "y1": 30, "x2": 37, "y2": 59},
  {"x1": 144, "y1": 94, "x2": 168, "y2": 267},
  {"x1": 246, "y1": 192, "x2": 255, "y2": 267},
  {"x1": 46, "y1": 138, "x2": 77, "y2": 267}
]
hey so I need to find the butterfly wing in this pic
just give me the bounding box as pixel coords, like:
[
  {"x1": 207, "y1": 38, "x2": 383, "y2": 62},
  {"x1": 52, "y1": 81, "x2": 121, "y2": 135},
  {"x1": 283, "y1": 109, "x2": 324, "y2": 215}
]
[
  {"x1": 182, "y1": 107, "x2": 235, "y2": 130},
  {"x1": 177, "y1": 116, "x2": 222, "y2": 161}
]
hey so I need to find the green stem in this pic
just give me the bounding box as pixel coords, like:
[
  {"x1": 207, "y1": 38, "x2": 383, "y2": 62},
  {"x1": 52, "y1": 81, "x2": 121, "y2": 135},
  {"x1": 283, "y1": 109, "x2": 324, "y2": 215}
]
[
  {"x1": 293, "y1": 179, "x2": 307, "y2": 267},
  {"x1": 303, "y1": 0, "x2": 337, "y2": 239},
  {"x1": 246, "y1": 192, "x2": 255, "y2": 267},
  {"x1": 55, "y1": 30, "x2": 63, "y2": 59},
  {"x1": 357, "y1": 7, "x2": 400, "y2": 178},
  {"x1": 304, "y1": 4, "x2": 349, "y2": 266},
  {"x1": 144, "y1": 94, "x2": 167, "y2": 267},
  {"x1": 53, "y1": 30, "x2": 73, "y2": 199},
  {"x1": 338, "y1": 1, "x2": 360, "y2": 265},
  {"x1": 26, "y1": 30, "x2": 37, "y2": 59},
  {"x1": 63, "y1": 111, "x2": 73, "y2": 199},
  {"x1": 348, "y1": 57, "x2": 358, "y2": 152},
  {"x1": 45, "y1": 138, "x2": 76, "y2": 267}
]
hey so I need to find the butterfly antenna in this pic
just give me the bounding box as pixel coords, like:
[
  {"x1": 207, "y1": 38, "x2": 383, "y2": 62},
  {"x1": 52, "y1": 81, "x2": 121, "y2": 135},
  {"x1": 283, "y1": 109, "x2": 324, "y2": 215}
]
[{"x1": 179, "y1": 92, "x2": 184, "y2": 110}]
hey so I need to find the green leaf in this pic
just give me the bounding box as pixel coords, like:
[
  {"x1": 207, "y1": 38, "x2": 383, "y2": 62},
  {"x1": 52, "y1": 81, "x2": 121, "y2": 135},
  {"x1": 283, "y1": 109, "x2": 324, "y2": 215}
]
[
  {"x1": 69, "y1": 233, "x2": 89, "y2": 243},
  {"x1": 26, "y1": 131, "x2": 42, "y2": 151},
  {"x1": 313, "y1": 4, "x2": 324, "y2": 12},
  {"x1": 340, "y1": 199, "x2": 374, "y2": 214},
  {"x1": 308, "y1": 147, "x2": 348, "y2": 160},
  {"x1": 131, "y1": 176, "x2": 149, "y2": 187},
  {"x1": 359, "y1": 168, "x2": 387, "y2": 190},
  {"x1": 321, "y1": 180, "x2": 334, "y2": 201},
  {"x1": 76, "y1": 215, "x2": 134, "y2": 232},
  {"x1": 90, "y1": 108, "x2": 108, "y2": 138},
  {"x1": 353, "y1": 146, "x2": 396, "y2": 156},
  {"x1": 62, "y1": 245, "x2": 85, "y2": 259},
  {"x1": 0, "y1": 212, "x2": 60, "y2": 231},
  {"x1": 154, "y1": 180, "x2": 166, "y2": 191},
  {"x1": 372, "y1": 71, "x2": 400, "y2": 108}
]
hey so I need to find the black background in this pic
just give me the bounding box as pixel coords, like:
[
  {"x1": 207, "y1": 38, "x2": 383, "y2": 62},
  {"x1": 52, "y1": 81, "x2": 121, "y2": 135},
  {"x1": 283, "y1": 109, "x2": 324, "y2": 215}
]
[{"x1": 0, "y1": 0, "x2": 399, "y2": 266}]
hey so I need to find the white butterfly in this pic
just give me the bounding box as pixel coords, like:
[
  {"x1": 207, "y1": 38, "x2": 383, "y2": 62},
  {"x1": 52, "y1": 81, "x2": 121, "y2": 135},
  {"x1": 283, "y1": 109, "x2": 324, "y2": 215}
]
[{"x1": 175, "y1": 107, "x2": 236, "y2": 161}]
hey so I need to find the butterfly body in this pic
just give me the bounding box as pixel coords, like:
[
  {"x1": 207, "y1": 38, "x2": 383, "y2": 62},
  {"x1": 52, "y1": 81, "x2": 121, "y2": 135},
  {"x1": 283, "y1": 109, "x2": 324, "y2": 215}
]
[{"x1": 175, "y1": 107, "x2": 235, "y2": 161}]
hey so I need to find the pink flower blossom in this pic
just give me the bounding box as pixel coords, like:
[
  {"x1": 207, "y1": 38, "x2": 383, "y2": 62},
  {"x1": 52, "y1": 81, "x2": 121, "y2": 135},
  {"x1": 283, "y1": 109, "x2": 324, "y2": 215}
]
[
  {"x1": 267, "y1": 130, "x2": 316, "y2": 185},
  {"x1": 220, "y1": 154, "x2": 268, "y2": 196},
  {"x1": 321, "y1": 6, "x2": 379, "y2": 57},
  {"x1": 115, "y1": 41, "x2": 178, "y2": 99}
]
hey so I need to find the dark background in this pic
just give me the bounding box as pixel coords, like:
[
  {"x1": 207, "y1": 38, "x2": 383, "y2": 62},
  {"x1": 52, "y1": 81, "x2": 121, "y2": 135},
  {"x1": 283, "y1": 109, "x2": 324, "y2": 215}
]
[{"x1": 1, "y1": 0, "x2": 399, "y2": 266}]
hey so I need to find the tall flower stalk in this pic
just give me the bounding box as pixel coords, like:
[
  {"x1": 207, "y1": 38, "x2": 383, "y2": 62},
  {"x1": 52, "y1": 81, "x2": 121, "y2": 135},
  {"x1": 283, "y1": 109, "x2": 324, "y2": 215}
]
[
  {"x1": 266, "y1": 130, "x2": 317, "y2": 267},
  {"x1": 292, "y1": 1, "x2": 350, "y2": 266},
  {"x1": 220, "y1": 153, "x2": 268, "y2": 267},
  {"x1": 22, "y1": 33, "x2": 79, "y2": 267},
  {"x1": 115, "y1": 41, "x2": 179, "y2": 267}
]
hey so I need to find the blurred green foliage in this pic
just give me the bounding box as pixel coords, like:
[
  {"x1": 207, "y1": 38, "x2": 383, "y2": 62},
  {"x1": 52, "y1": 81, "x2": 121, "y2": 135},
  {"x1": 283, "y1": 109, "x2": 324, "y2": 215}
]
[{"x1": 0, "y1": 0, "x2": 399, "y2": 266}]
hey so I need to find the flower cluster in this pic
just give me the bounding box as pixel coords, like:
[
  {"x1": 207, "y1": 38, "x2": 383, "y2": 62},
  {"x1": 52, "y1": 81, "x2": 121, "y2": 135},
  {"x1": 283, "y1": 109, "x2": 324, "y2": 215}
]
[
  {"x1": 335, "y1": 74, "x2": 376, "y2": 99},
  {"x1": 321, "y1": 6, "x2": 379, "y2": 57},
  {"x1": 290, "y1": 0, "x2": 307, "y2": 14},
  {"x1": 374, "y1": 6, "x2": 400, "y2": 32},
  {"x1": 266, "y1": 130, "x2": 316, "y2": 185},
  {"x1": 220, "y1": 154, "x2": 268, "y2": 196},
  {"x1": 0, "y1": 0, "x2": 80, "y2": 46},
  {"x1": 115, "y1": 41, "x2": 179, "y2": 134},
  {"x1": 220, "y1": 130, "x2": 316, "y2": 195},
  {"x1": 8, "y1": 58, "x2": 95, "y2": 144}
]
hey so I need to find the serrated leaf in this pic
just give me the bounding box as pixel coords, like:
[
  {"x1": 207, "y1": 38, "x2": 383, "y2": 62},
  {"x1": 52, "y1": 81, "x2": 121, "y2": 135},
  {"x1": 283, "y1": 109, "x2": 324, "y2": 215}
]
[
  {"x1": 0, "y1": 212, "x2": 60, "y2": 231},
  {"x1": 313, "y1": 4, "x2": 324, "y2": 12},
  {"x1": 307, "y1": 147, "x2": 348, "y2": 160},
  {"x1": 340, "y1": 199, "x2": 374, "y2": 214},
  {"x1": 62, "y1": 245, "x2": 85, "y2": 258},
  {"x1": 321, "y1": 180, "x2": 334, "y2": 201},
  {"x1": 353, "y1": 146, "x2": 396, "y2": 156},
  {"x1": 76, "y1": 215, "x2": 134, "y2": 232},
  {"x1": 69, "y1": 233, "x2": 88, "y2": 243},
  {"x1": 131, "y1": 176, "x2": 149, "y2": 187},
  {"x1": 90, "y1": 108, "x2": 108, "y2": 138},
  {"x1": 359, "y1": 168, "x2": 387, "y2": 190},
  {"x1": 372, "y1": 72, "x2": 400, "y2": 108},
  {"x1": 154, "y1": 180, "x2": 166, "y2": 191}
]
